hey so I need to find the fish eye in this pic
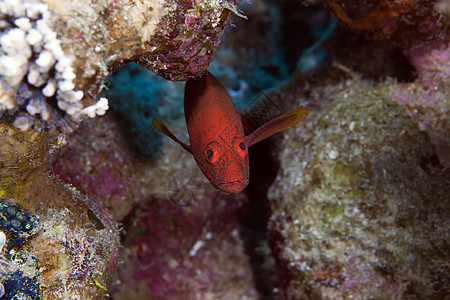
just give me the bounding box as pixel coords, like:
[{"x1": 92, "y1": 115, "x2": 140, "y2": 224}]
[
  {"x1": 206, "y1": 149, "x2": 213, "y2": 159},
  {"x1": 234, "y1": 137, "x2": 247, "y2": 157},
  {"x1": 204, "y1": 141, "x2": 221, "y2": 164}
]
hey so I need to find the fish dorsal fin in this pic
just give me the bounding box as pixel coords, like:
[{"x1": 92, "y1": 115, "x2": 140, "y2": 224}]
[
  {"x1": 152, "y1": 119, "x2": 192, "y2": 154},
  {"x1": 245, "y1": 106, "x2": 309, "y2": 147}
]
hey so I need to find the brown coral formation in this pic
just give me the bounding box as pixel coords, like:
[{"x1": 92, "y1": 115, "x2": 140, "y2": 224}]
[{"x1": 0, "y1": 122, "x2": 119, "y2": 299}]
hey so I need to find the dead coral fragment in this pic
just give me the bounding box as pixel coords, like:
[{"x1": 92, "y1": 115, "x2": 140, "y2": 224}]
[{"x1": 0, "y1": 0, "x2": 108, "y2": 132}]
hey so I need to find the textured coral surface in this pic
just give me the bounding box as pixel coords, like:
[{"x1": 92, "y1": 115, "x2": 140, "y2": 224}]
[
  {"x1": 267, "y1": 73, "x2": 450, "y2": 299},
  {"x1": 1, "y1": 0, "x2": 449, "y2": 299},
  {"x1": 0, "y1": 123, "x2": 119, "y2": 299},
  {"x1": 1, "y1": 0, "x2": 236, "y2": 133},
  {"x1": 391, "y1": 40, "x2": 450, "y2": 167}
]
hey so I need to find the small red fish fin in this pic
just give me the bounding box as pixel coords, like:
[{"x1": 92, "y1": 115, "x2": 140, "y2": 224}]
[
  {"x1": 245, "y1": 106, "x2": 309, "y2": 147},
  {"x1": 152, "y1": 119, "x2": 192, "y2": 154}
]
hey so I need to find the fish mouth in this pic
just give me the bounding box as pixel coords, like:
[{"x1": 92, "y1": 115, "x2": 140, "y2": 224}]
[{"x1": 217, "y1": 178, "x2": 249, "y2": 193}]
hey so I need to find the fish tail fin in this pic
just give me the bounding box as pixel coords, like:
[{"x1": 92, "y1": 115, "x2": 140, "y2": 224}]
[
  {"x1": 152, "y1": 119, "x2": 192, "y2": 154},
  {"x1": 245, "y1": 106, "x2": 308, "y2": 147}
]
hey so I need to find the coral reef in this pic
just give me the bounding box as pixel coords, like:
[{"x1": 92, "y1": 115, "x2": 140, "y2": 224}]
[
  {"x1": 0, "y1": 0, "x2": 249, "y2": 297},
  {"x1": 0, "y1": 0, "x2": 108, "y2": 132},
  {"x1": 391, "y1": 40, "x2": 450, "y2": 167},
  {"x1": 0, "y1": 123, "x2": 120, "y2": 299},
  {"x1": 1, "y1": 0, "x2": 239, "y2": 133},
  {"x1": 310, "y1": 0, "x2": 449, "y2": 48},
  {"x1": 1, "y1": 0, "x2": 448, "y2": 299},
  {"x1": 49, "y1": 111, "x2": 260, "y2": 299},
  {"x1": 308, "y1": 0, "x2": 450, "y2": 166},
  {"x1": 267, "y1": 72, "x2": 450, "y2": 298}
]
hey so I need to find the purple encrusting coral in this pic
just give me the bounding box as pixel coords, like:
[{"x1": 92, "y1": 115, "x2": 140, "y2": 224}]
[
  {"x1": 133, "y1": 0, "x2": 240, "y2": 81},
  {"x1": 50, "y1": 115, "x2": 134, "y2": 221},
  {"x1": 117, "y1": 194, "x2": 258, "y2": 299},
  {"x1": 391, "y1": 40, "x2": 450, "y2": 167},
  {"x1": 51, "y1": 129, "x2": 131, "y2": 203}
]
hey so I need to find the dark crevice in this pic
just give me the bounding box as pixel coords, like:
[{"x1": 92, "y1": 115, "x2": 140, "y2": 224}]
[
  {"x1": 326, "y1": 25, "x2": 416, "y2": 82},
  {"x1": 274, "y1": 0, "x2": 416, "y2": 82},
  {"x1": 277, "y1": 1, "x2": 333, "y2": 72},
  {"x1": 240, "y1": 137, "x2": 282, "y2": 300}
]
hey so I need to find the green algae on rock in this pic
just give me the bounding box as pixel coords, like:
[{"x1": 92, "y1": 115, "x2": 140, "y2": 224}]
[{"x1": 268, "y1": 77, "x2": 450, "y2": 299}]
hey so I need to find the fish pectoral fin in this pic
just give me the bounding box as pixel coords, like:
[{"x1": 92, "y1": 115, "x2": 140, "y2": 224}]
[
  {"x1": 152, "y1": 119, "x2": 192, "y2": 154},
  {"x1": 245, "y1": 106, "x2": 309, "y2": 147}
]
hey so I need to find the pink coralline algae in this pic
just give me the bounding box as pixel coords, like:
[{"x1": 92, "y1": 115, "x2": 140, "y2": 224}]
[
  {"x1": 391, "y1": 40, "x2": 450, "y2": 167},
  {"x1": 51, "y1": 132, "x2": 131, "y2": 202},
  {"x1": 127, "y1": 0, "x2": 243, "y2": 81},
  {"x1": 49, "y1": 115, "x2": 134, "y2": 220},
  {"x1": 116, "y1": 194, "x2": 258, "y2": 299}
]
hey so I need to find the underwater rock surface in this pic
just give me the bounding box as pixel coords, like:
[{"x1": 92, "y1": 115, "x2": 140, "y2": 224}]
[
  {"x1": 311, "y1": 0, "x2": 450, "y2": 167},
  {"x1": 312, "y1": 0, "x2": 449, "y2": 48},
  {"x1": 115, "y1": 192, "x2": 258, "y2": 300},
  {"x1": 267, "y1": 74, "x2": 450, "y2": 299},
  {"x1": 1, "y1": 0, "x2": 449, "y2": 299},
  {"x1": 0, "y1": 123, "x2": 120, "y2": 299},
  {"x1": 0, "y1": 0, "x2": 236, "y2": 133},
  {"x1": 391, "y1": 40, "x2": 450, "y2": 167}
]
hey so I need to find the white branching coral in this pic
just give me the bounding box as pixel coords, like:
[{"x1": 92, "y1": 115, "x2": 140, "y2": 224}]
[{"x1": 0, "y1": 0, "x2": 109, "y2": 131}]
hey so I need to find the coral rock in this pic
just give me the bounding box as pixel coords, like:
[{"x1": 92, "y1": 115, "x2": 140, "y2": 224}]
[
  {"x1": 314, "y1": 0, "x2": 449, "y2": 48},
  {"x1": 391, "y1": 39, "x2": 450, "y2": 167},
  {"x1": 268, "y1": 75, "x2": 450, "y2": 299},
  {"x1": 1, "y1": 0, "x2": 236, "y2": 132},
  {"x1": 0, "y1": 123, "x2": 120, "y2": 299},
  {"x1": 49, "y1": 111, "x2": 260, "y2": 299}
]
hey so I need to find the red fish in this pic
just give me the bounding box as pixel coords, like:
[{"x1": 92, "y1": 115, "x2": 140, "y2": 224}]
[{"x1": 153, "y1": 71, "x2": 308, "y2": 193}]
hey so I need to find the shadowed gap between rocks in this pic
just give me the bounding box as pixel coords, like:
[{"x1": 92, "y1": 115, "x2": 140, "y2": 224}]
[{"x1": 240, "y1": 137, "x2": 282, "y2": 300}]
